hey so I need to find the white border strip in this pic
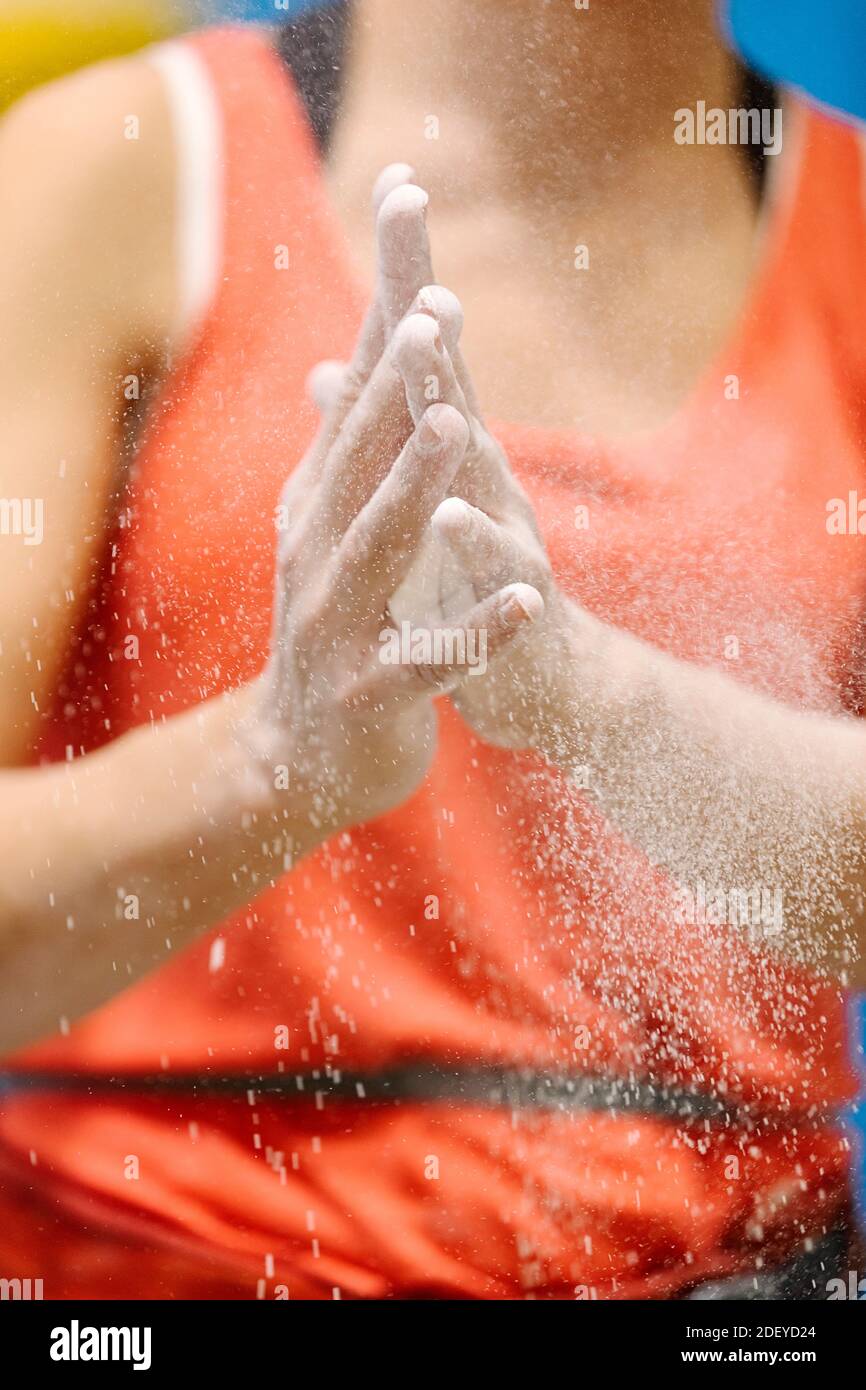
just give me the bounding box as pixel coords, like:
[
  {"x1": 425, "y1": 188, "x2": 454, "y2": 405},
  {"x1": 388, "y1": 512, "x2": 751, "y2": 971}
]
[{"x1": 148, "y1": 40, "x2": 223, "y2": 348}]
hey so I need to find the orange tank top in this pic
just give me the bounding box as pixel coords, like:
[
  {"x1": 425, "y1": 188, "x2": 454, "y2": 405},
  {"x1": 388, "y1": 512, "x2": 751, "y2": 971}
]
[{"x1": 1, "y1": 26, "x2": 865, "y2": 1299}]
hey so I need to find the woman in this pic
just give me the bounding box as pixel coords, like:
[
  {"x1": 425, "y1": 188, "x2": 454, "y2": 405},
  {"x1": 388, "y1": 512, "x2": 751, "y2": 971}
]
[{"x1": 0, "y1": 0, "x2": 864, "y2": 1298}]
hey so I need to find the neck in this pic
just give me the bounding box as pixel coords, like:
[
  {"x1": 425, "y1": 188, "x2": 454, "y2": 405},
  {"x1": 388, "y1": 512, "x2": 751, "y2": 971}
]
[
  {"x1": 329, "y1": 0, "x2": 745, "y2": 212},
  {"x1": 322, "y1": 0, "x2": 764, "y2": 435}
]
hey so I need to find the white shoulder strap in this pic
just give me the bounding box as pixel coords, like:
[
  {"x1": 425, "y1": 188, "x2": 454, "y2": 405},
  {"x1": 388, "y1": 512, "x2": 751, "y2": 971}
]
[{"x1": 147, "y1": 39, "x2": 223, "y2": 348}]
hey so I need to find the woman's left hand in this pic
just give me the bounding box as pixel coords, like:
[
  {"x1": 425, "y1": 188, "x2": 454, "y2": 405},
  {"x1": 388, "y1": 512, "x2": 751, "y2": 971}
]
[{"x1": 386, "y1": 297, "x2": 576, "y2": 754}]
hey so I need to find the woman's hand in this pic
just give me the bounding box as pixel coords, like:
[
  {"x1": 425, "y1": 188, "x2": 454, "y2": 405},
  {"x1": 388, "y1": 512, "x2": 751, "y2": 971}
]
[
  {"x1": 239, "y1": 169, "x2": 543, "y2": 834},
  {"x1": 310, "y1": 166, "x2": 571, "y2": 755},
  {"x1": 298, "y1": 167, "x2": 866, "y2": 984},
  {"x1": 390, "y1": 298, "x2": 574, "y2": 754}
]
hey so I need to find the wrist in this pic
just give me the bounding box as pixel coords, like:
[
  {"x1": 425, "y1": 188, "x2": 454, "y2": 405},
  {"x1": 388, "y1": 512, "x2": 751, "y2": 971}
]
[
  {"x1": 222, "y1": 681, "x2": 324, "y2": 858},
  {"x1": 534, "y1": 596, "x2": 633, "y2": 780},
  {"x1": 533, "y1": 596, "x2": 592, "y2": 762}
]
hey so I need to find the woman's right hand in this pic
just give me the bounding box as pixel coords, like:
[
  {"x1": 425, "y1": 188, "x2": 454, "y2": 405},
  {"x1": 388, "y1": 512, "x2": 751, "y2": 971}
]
[{"x1": 239, "y1": 174, "x2": 541, "y2": 837}]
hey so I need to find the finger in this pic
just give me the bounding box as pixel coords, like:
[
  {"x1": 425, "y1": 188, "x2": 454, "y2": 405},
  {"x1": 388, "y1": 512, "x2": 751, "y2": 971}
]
[
  {"x1": 301, "y1": 171, "x2": 433, "y2": 508},
  {"x1": 376, "y1": 183, "x2": 436, "y2": 334},
  {"x1": 410, "y1": 284, "x2": 463, "y2": 357},
  {"x1": 392, "y1": 312, "x2": 512, "y2": 511},
  {"x1": 307, "y1": 358, "x2": 348, "y2": 414},
  {"x1": 333, "y1": 403, "x2": 469, "y2": 620},
  {"x1": 317, "y1": 302, "x2": 484, "y2": 544},
  {"x1": 377, "y1": 581, "x2": 544, "y2": 702},
  {"x1": 338, "y1": 171, "x2": 424, "y2": 391},
  {"x1": 432, "y1": 496, "x2": 540, "y2": 596},
  {"x1": 373, "y1": 180, "x2": 482, "y2": 422},
  {"x1": 304, "y1": 247, "x2": 450, "y2": 422},
  {"x1": 376, "y1": 184, "x2": 481, "y2": 422},
  {"x1": 393, "y1": 306, "x2": 470, "y2": 426},
  {"x1": 410, "y1": 285, "x2": 482, "y2": 421},
  {"x1": 349, "y1": 169, "x2": 420, "y2": 384},
  {"x1": 373, "y1": 162, "x2": 417, "y2": 215},
  {"x1": 278, "y1": 355, "x2": 352, "y2": 522},
  {"x1": 314, "y1": 312, "x2": 447, "y2": 539},
  {"x1": 351, "y1": 166, "x2": 420, "y2": 381},
  {"x1": 280, "y1": 168, "x2": 429, "y2": 513},
  {"x1": 310, "y1": 167, "x2": 422, "y2": 452}
]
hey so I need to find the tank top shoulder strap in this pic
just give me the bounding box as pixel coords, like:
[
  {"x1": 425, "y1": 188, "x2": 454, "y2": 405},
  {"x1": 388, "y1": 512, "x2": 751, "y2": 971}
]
[{"x1": 146, "y1": 24, "x2": 331, "y2": 351}]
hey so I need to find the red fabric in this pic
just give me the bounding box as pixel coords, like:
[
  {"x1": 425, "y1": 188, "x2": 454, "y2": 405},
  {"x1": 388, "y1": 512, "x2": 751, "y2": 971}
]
[{"x1": 1, "y1": 29, "x2": 864, "y2": 1299}]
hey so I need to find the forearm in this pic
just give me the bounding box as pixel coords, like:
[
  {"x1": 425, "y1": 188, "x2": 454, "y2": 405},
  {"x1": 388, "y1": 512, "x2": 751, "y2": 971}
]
[
  {"x1": 0, "y1": 685, "x2": 320, "y2": 1053},
  {"x1": 544, "y1": 600, "x2": 866, "y2": 978}
]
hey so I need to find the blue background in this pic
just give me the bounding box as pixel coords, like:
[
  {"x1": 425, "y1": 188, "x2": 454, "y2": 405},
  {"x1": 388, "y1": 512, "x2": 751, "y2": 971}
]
[
  {"x1": 723, "y1": 0, "x2": 866, "y2": 123},
  {"x1": 193, "y1": 0, "x2": 340, "y2": 19},
  {"x1": 847, "y1": 998, "x2": 866, "y2": 1235}
]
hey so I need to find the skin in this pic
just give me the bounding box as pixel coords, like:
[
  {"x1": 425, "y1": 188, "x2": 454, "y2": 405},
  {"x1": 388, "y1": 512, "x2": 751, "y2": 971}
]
[
  {"x1": 343, "y1": 184, "x2": 866, "y2": 991},
  {"x1": 328, "y1": 0, "x2": 762, "y2": 434},
  {"x1": 0, "y1": 0, "x2": 864, "y2": 1055},
  {"x1": 0, "y1": 141, "x2": 538, "y2": 1051}
]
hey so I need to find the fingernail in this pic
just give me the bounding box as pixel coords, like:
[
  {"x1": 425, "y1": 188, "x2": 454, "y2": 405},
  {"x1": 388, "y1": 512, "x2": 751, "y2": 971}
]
[
  {"x1": 434, "y1": 496, "x2": 471, "y2": 532},
  {"x1": 504, "y1": 594, "x2": 527, "y2": 623},
  {"x1": 417, "y1": 413, "x2": 444, "y2": 450},
  {"x1": 503, "y1": 586, "x2": 543, "y2": 623},
  {"x1": 415, "y1": 286, "x2": 464, "y2": 355},
  {"x1": 394, "y1": 314, "x2": 442, "y2": 382},
  {"x1": 372, "y1": 163, "x2": 416, "y2": 211},
  {"x1": 377, "y1": 184, "x2": 429, "y2": 233}
]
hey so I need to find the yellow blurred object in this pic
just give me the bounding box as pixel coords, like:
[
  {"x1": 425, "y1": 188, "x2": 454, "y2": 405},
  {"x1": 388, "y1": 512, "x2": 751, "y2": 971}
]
[{"x1": 0, "y1": 1, "x2": 186, "y2": 112}]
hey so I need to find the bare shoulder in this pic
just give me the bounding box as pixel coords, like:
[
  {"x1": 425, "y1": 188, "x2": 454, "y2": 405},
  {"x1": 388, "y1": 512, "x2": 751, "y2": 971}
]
[
  {"x1": 0, "y1": 48, "x2": 179, "y2": 348},
  {"x1": 0, "y1": 51, "x2": 183, "y2": 763}
]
